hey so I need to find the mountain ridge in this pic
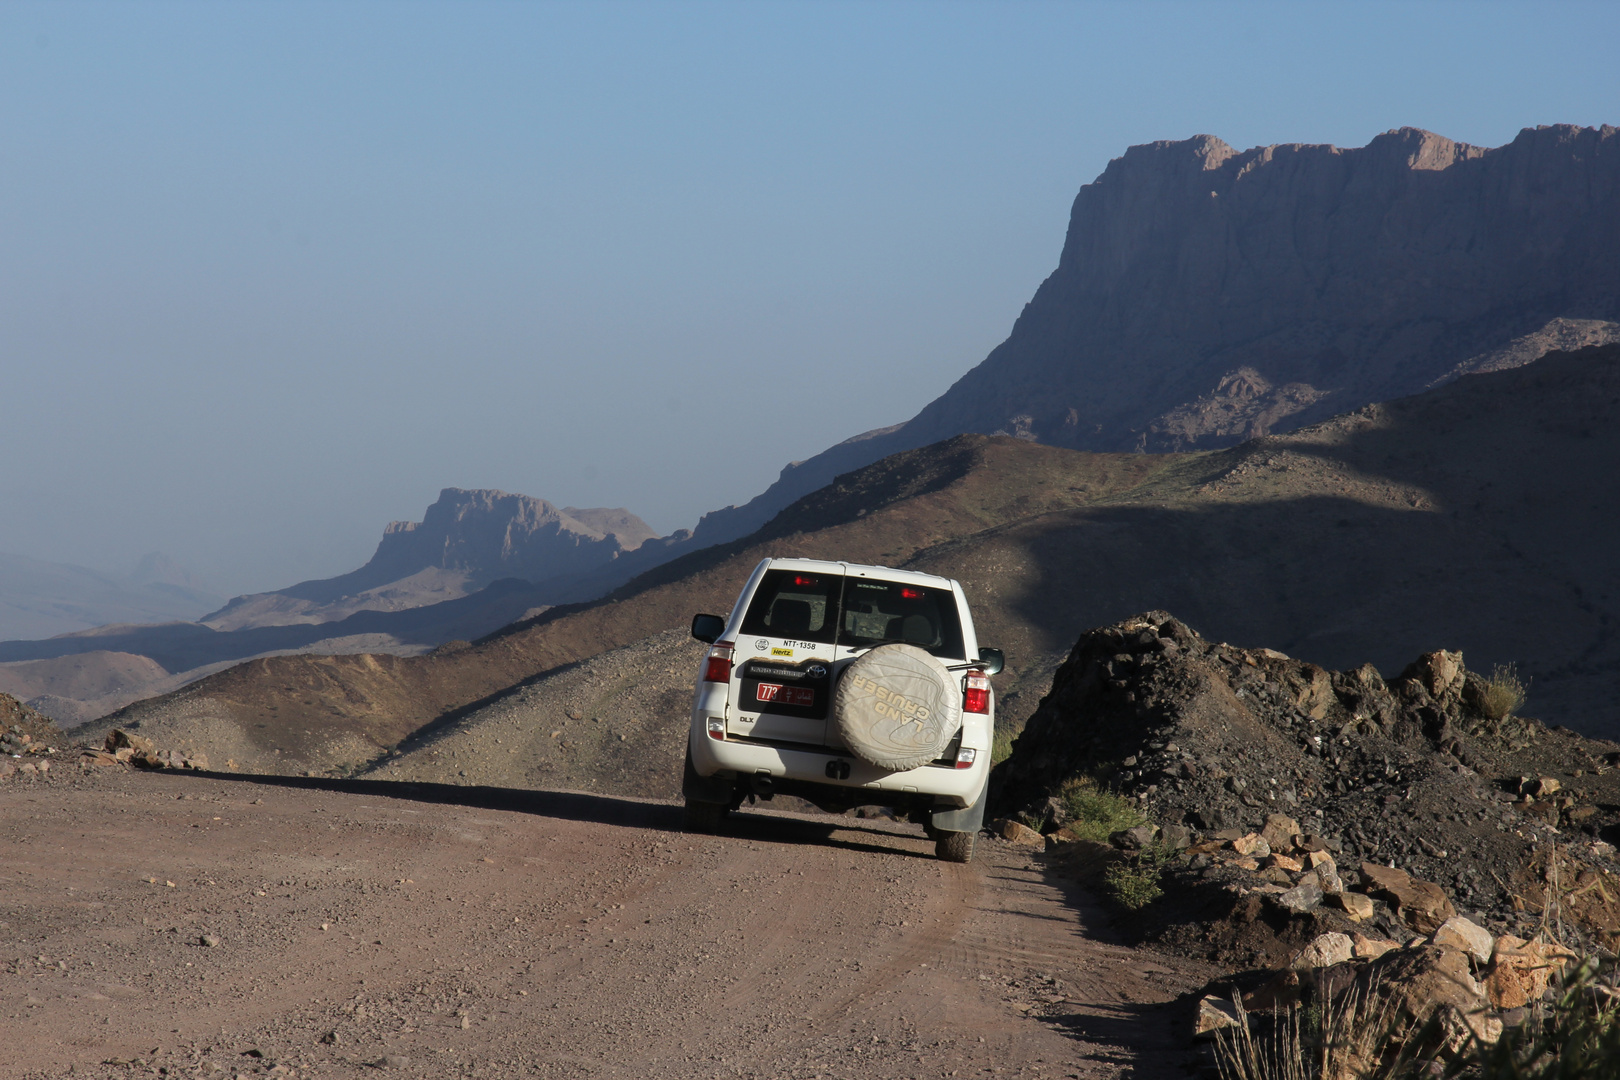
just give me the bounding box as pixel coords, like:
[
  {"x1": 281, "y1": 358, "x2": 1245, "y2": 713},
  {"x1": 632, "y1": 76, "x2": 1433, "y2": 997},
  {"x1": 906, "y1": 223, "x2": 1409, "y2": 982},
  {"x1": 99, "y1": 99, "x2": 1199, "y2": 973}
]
[{"x1": 679, "y1": 123, "x2": 1620, "y2": 547}]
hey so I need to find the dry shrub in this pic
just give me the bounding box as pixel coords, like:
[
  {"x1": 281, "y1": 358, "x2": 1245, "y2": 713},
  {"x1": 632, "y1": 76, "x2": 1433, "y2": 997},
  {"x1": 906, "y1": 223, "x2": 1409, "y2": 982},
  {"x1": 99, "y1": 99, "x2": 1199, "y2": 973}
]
[
  {"x1": 991, "y1": 728, "x2": 1017, "y2": 765},
  {"x1": 1215, "y1": 960, "x2": 1620, "y2": 1080},
  {"x1": 1480, "y1": 663, "x2": 1528, "y2": 723},
  {"x1": 1214, "y1": 980, "x2": 1391, "y2": 1080}
]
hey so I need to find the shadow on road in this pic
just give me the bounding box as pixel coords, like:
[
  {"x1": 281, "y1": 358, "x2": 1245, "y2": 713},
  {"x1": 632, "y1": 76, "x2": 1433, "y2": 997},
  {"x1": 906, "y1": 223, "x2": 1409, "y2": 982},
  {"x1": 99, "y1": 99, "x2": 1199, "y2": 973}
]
[
  {"x1": 180, "y1": 768, "x2": 683, "y2": 828},
  {"x1": 1048, "y1": 1000, "x2": 1190, "y2": 1073},
  {"x1": 173, "y1": 769, "x2": 936, "y2": 859}
]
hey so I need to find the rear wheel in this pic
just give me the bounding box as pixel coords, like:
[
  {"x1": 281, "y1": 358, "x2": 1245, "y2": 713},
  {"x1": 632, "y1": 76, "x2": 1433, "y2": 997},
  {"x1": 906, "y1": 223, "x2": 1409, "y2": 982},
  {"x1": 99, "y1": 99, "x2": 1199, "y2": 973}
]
[
  {"x1": 935, "y1": 830, "x2": 975, "y2": 863},
  {"x1": 682, "y1": 798, "x2": 726, "y2": 834}
]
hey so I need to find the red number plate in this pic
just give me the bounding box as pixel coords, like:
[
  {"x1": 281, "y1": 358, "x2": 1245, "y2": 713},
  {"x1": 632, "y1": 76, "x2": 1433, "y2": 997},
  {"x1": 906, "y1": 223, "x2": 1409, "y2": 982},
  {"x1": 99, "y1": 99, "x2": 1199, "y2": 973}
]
[{"x1": 756, "y1": 683, "x2": 814, "y2": 707}]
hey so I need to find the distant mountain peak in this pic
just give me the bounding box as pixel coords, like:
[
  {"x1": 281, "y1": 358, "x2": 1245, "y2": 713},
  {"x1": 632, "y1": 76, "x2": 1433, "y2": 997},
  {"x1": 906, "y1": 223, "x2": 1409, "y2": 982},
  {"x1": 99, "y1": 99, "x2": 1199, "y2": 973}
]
[{"x1": 198, "y1": 488, "x2": 659, "y2": 631}]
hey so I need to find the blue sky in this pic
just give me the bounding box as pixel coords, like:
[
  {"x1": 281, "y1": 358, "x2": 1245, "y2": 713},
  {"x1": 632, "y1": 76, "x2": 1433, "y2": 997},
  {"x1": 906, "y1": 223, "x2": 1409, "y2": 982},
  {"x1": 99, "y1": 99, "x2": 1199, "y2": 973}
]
[{"x1": 3, "y1": 0, "x2": 1617, "y2": 596}]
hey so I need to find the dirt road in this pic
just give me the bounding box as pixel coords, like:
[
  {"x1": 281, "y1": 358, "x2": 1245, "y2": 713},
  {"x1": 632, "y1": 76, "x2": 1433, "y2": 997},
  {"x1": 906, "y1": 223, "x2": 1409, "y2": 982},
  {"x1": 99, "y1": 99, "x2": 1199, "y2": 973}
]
[{"x1": 2, "y1": 769, "x2": 1215, "y2": 1079}]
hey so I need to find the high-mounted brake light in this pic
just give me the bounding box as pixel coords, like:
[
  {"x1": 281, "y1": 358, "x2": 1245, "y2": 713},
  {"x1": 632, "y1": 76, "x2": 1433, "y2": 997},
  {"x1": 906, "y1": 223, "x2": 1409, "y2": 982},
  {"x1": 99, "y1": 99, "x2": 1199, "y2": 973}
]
[
  {"x1": 901, "y1": 587, "x2": 922, "y2": 599},
  {"x1": 963, "y1": 671, "x2": 991, "y2": 714},
  {"x1": 954, "y1": 747, "x2": 978, "y2": 769},
  {"x1": 703, "y1": 641, "x2": 734, "y2": 683},
  {"x1": 792, "y1": 575, "x2": 819, "y2": 586}
]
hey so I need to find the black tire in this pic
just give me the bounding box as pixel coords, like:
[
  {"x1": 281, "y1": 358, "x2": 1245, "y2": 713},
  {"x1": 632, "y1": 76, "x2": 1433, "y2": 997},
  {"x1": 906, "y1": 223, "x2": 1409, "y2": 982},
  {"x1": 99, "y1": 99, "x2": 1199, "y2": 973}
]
[
  {"x1": 682, "y1": 798, "x2": 726, "y2": 834},
  {"x1": 935, "y1": 830, "x2": 975, "y2": 863}
]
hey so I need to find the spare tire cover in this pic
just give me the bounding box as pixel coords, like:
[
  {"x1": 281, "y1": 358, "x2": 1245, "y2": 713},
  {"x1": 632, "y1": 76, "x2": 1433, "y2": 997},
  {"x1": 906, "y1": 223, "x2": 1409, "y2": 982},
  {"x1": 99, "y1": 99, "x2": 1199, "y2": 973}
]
[{"x1": 834, "y1": 644, "x2": 960, "y2": 772}]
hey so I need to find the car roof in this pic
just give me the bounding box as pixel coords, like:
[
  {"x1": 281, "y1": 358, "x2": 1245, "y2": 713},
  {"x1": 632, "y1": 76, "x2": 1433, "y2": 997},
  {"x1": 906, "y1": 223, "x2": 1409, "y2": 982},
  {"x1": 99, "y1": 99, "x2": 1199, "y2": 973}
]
[{"x1": 763, "y1": 557, "x2": 957, "y2": 591}]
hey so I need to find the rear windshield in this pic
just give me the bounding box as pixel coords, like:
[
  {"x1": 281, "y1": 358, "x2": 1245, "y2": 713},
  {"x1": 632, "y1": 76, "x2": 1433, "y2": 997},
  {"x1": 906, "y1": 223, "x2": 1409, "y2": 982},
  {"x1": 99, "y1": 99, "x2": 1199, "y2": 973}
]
[
  {"x1": 739, "y1": 569, "x2": 965, "y2": 658},
  {"x1": 738, "y1": 569, "x2": 841, "y2": 645},
  {"x1": 838, "y1": 578, "x2": 964, "y2": 657}
]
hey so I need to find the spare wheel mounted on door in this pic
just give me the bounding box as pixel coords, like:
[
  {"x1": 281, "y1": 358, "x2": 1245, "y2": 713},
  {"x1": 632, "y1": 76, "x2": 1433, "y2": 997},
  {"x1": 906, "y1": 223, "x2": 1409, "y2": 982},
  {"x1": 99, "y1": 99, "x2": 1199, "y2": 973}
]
[{"x1": 833, "y1": 643, "x2": 961, "y2": 772}]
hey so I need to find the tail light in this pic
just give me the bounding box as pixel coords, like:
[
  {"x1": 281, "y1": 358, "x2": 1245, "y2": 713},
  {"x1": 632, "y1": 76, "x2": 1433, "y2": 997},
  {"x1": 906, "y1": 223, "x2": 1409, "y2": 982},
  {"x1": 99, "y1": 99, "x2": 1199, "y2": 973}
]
[
  {"x1": 706, "y1": 717, "x2": 726, "y2": 741},
  {"x1": 963, "y1": 671, "x2": 991, "y2": 714},
  {"x1": 703, "y1": 642, "x2": 734, "y2": 683},
  {"x1": 954, "y1": 746, "x2": 978, "y2": 770}
]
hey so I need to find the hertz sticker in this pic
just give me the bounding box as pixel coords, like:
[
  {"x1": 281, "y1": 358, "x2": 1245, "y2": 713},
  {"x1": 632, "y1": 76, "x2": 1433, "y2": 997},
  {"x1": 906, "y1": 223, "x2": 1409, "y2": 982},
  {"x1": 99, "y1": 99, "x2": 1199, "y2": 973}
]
[{"x1": 770, "y1": 647, "x2": 793, "y2": 657}]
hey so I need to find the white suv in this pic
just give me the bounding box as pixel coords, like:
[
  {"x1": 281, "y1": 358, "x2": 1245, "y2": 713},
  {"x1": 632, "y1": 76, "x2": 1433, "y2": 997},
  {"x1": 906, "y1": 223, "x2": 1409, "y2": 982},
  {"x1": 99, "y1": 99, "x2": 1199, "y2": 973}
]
[{"x1": 683, "y1": 557, "x2": 1003, "y2": 862}]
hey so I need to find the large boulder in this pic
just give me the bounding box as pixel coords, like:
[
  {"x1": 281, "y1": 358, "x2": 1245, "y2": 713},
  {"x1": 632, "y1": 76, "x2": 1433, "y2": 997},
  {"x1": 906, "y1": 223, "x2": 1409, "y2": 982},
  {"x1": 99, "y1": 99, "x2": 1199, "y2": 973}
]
[
  {"x1": 1485, "y1": 935, "x2": 1579, "y2": 1009},
  {"x1": 1360, "y1": 863, "x2": 1456, "y2": 935}
]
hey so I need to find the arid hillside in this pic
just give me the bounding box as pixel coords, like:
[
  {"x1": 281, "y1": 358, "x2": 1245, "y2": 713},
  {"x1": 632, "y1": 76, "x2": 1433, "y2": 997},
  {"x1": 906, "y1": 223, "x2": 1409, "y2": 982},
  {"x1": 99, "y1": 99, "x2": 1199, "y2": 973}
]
[
  {"x1": 101, "y1": 344, "x2": 1620, "y2": 778},
  {"x1": 101, "y1": 437, "x2": 1176, "y2": 773}
]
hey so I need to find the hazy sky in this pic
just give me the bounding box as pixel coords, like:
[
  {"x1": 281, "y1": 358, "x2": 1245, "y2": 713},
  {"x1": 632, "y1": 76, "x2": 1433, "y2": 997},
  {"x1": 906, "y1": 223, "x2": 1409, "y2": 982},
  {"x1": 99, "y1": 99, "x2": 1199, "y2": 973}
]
[{"x1": 4, "y1": 1, "x2": 1617, "y2": 597}]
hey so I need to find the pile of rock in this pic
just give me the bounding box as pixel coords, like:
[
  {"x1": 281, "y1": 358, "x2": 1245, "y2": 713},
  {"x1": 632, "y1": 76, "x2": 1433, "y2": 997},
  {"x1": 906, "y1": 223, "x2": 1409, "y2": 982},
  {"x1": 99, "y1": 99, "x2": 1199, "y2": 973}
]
[
  {"x1": 1175, "y1": 813, "x2": 1365, "y2": 917},
  {"x1": 0, "y1": 742, "x2": 52, "y2": 781},
  {"x1": 1195, "y1": 916, "x2": 1582, "y2": 1076},
  {"x1": 996, "y1": 612, "x2": 1620, "y2": 951},
  {"x1": 1, "y1": 693, "x2": 65, "y2": 782},
  {"x1": 2, "y1": 725, "x2": 47, "y2": 757},
  {"x1": 94, "y1": 729, "x2": 209, "y2": 771}
]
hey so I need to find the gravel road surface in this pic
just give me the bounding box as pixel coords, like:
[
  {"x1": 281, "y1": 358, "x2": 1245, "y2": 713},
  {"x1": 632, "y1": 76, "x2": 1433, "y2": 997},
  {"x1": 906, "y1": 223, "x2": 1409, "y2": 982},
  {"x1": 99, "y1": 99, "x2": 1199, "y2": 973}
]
[{"x1": 2, "y1": 769, "x2": 1215, "y2": 1079}]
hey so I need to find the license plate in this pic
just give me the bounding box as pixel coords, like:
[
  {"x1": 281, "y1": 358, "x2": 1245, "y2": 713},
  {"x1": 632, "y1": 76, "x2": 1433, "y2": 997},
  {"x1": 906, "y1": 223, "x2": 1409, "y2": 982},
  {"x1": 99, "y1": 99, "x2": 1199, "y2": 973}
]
[{"x1": 756, "y1": 683, "x2": 814, "y2": 707}]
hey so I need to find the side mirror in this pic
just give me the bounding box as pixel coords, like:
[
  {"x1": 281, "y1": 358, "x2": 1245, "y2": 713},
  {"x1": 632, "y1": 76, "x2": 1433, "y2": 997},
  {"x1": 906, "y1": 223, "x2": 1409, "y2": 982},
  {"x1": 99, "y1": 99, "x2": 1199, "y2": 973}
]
[
  {"x1": 977, "y1": 648, "x2": 1005, "y2": 676},
  {"x1": 691, "y1": 613, "x2": 726, "y2": 644}
]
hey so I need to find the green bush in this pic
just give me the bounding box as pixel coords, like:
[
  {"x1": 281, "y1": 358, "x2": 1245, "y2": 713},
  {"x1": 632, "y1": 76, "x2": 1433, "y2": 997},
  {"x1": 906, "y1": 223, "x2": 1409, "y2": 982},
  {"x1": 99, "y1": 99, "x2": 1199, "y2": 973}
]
[
  {"x1": 991, "y1": 728, "x2": 1017, "y2": 765},
  {"x1": 1059, "y1": 776, "x2": 1145, "y2": 843},
  {"x1": 1104, "y1": 858, "x2": 1164, "y2": 910}
]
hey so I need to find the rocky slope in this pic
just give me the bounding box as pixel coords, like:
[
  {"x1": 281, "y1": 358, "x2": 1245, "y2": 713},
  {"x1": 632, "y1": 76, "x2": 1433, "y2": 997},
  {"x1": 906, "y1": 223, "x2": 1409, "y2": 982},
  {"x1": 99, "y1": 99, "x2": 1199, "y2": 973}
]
[
  {"x1": 689, "y1": 124, "x2": 1620, "y2": 544},
  {"x1": 990, "y1": 611, "x2": 1620, "y2": 1076},
  {"x1": 996, "y1": 612, "x2": 1620, "y2": 954},
  {"x1": 373, "y1": 629, "x2": 703, "y2": 796}
]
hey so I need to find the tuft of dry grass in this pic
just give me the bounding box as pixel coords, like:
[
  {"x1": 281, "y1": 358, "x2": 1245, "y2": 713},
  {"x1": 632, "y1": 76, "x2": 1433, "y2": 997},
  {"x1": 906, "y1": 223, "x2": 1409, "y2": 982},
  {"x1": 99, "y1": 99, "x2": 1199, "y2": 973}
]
[
  {"x1": 991, "y1": 727, "x2": 1017, "y2": 766},
  {"x1": 1480, "y1": 663, "x2": 1528, "y2": 723},
  {"x1": 1213, "y1": 980, "x2": 1390, "y2": 1080}
]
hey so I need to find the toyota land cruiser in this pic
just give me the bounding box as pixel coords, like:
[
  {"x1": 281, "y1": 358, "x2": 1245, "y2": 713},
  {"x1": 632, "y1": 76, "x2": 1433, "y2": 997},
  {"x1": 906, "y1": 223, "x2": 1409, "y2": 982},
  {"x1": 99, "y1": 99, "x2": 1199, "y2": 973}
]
[{"x1": 683, "y1": 558, "x2": 1004, "y2": 862}]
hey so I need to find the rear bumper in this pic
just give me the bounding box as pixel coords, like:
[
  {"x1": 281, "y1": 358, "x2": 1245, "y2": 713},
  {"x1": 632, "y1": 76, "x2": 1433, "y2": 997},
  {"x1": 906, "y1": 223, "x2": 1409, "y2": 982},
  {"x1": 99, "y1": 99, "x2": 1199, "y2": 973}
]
[{"x1": 687, "y1": 725, "x2": 986, "y2": 808}]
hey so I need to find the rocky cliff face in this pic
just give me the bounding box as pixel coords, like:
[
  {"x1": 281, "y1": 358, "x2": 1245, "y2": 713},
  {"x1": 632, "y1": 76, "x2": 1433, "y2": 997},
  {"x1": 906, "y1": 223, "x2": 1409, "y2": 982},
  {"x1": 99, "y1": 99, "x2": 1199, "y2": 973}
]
[
  {"x1": 357, "y1": 490, "x2": 657, "y2": 593},
  {"x1": 201, "y1": 489, "x2": 657, "y2": 630},
  {"x1": 694, "y1": 124, "x2": 1620, "y2": 544}
]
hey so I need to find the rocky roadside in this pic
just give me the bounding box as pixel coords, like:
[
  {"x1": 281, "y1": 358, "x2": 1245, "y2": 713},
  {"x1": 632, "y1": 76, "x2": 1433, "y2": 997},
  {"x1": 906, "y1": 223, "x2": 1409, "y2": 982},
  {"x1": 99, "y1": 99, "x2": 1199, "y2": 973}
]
[
  {"x1": 1, "y1": 689, "x2": 218, "y2": 792},
  {"x1": 992, "y1": 612, "x2": 1620, "y2": 1072},
  {"x1": 1, "y1": 693, "x2": 69, "y2": 782}
]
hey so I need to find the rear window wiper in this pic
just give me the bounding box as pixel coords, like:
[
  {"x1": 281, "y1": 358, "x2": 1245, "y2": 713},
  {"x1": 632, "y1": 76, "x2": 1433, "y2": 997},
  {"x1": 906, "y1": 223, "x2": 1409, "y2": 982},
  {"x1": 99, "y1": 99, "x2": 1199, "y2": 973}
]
[{"x1": 842, "y1": 637, "x2": 910, "y2": 653}]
